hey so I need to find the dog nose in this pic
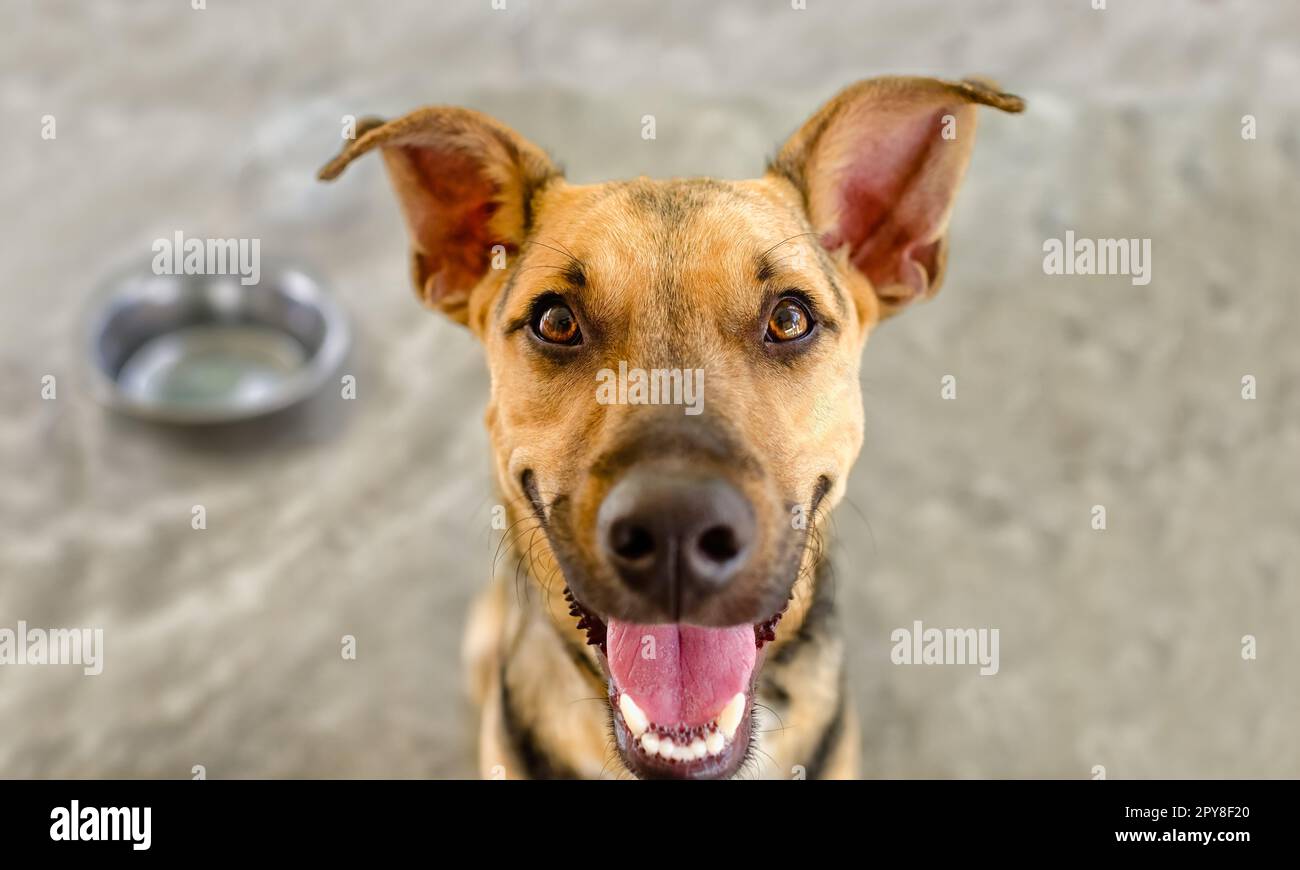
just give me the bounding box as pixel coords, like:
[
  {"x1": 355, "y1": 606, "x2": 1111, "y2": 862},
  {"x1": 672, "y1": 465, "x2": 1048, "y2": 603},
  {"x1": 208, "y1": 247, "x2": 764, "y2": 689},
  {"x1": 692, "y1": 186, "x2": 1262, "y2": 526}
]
[{"x1": 596, "y1": 470, "x2": 756, "y2": 615}]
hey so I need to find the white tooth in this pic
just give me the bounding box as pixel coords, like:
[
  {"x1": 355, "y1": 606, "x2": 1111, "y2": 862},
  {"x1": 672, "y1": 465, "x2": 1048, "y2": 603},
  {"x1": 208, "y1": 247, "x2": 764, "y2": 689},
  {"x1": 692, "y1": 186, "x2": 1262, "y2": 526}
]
[
  {"x1": 639, "y1": 733, "x2": 660, "y2": 755},
  {"x1": 619, "y1": 694, "x2": 649, "y2": 737},
  {"x1": 705, "y1": 731, "x2": 725, "y2": 755},
  {"x1": 673, "y1": 741, "x2": 695, "y2": 762},
  {"x1": 717, "y1": 692, "x2": 746, "y2": 740},
  {"x1": 689, "y1": 738, "x2": 707, "y2": 760},
  {"x1": 657, "y1": 737, "x2": 676, "y2": 760}
]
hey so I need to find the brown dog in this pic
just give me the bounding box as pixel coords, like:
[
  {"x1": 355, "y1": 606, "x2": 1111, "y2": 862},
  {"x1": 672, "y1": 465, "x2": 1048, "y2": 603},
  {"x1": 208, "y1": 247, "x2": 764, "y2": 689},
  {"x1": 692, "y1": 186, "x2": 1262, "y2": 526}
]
[{"x1": 319, "y1": 76, "x2": 1023, "y2": 779}]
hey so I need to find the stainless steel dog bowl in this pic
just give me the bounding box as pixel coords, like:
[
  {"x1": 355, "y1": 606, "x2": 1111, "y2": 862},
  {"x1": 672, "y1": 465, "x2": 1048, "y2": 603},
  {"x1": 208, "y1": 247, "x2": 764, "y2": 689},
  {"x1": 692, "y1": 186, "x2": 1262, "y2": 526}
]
[{"x1": 86, "y1": 263, "x2": 349, "y2": 423}]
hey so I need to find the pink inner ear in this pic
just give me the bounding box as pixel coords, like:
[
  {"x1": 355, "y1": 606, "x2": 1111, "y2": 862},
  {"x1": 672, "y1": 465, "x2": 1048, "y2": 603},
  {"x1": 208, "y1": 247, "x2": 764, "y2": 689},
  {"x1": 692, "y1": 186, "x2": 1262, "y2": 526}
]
[
  {"x1": 403, "y1": 145, "x2": 505, "y2": 300},
  {"x1": 824, "y1": 108, "x2": 951, "y2": 301}
]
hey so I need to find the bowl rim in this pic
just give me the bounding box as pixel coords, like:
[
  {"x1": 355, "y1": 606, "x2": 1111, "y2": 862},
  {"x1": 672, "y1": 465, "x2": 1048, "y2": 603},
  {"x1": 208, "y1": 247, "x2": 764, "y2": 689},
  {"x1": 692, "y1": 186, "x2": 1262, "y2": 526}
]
[{"x1": 84, "y1": 260, "x2": 351, "y2": 424}]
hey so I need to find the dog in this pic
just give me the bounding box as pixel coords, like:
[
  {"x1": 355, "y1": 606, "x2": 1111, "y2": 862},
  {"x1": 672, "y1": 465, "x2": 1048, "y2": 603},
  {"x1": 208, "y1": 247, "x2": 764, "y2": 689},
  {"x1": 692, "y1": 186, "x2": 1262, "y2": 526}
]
[{"x1": 319, "y1": 76, "x2": 1023, "y2": 779}]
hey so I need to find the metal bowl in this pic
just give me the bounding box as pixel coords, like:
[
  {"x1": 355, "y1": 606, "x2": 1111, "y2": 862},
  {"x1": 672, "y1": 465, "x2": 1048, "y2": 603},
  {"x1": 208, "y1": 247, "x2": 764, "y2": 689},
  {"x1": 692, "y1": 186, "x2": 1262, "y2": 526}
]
[{"x1": 86, "y1": 262, "x2": 350, "y2": 424}]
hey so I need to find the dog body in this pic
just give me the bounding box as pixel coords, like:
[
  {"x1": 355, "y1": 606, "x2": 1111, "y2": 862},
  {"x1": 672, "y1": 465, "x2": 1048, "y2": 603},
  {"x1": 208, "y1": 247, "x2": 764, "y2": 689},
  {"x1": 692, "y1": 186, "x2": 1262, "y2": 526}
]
[{"x1": 321, "y1": 77, "x2": 1022, "y2": 779}]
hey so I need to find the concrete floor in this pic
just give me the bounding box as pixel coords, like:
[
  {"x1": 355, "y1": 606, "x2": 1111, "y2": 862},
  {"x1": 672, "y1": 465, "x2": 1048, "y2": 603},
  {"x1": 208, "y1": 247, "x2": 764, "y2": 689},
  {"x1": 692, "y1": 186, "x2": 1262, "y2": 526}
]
[{"x1": 1, "y1": 0, "x2": 1298, "y2": 778}]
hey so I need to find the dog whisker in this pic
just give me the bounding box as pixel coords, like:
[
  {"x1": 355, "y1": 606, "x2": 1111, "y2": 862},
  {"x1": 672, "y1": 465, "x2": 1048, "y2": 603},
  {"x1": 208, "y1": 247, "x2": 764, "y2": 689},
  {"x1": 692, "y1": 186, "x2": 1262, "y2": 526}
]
[
  {"x1": 542, "y1": 236, "x2": 586, "y2": 269},
  {"x1": 490, "y1": 521, "x2": 542, "y2": 582},
  {"x1": 759, "y1": 230, "x2": 820, "y2": 261},
  {"x1": 513, "y1": 526, "x2": 548, "y2": 603},
  {"x1": 523, "y1": 238, "x2": 586, "y2": 272}
]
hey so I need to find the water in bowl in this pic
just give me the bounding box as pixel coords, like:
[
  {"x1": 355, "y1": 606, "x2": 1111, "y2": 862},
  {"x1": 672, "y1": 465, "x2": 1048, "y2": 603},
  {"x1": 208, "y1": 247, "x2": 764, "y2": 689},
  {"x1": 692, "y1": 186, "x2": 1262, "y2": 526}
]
[{"x1": 116, "y1": 323, "x2": 308, "y2": 413}]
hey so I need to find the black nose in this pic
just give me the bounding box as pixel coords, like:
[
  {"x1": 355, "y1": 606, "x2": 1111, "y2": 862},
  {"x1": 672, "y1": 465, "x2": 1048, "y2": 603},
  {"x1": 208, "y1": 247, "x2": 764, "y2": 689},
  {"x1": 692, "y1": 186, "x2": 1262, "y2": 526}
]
[{"x1": 596, "y1": 469, "x2": 756, "y2": 616}]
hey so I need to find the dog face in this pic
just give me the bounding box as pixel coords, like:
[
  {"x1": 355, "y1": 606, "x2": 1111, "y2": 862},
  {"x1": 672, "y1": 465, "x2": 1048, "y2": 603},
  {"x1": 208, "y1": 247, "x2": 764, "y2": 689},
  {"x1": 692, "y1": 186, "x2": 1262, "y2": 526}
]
[{"x1": 320, "y1": 77, "x2": 1022, "y2": 779}]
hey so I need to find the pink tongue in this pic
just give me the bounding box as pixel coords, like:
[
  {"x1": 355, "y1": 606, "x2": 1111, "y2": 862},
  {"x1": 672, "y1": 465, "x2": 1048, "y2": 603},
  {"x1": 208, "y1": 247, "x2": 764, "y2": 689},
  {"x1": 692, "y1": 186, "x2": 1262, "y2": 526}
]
[{"x1": 607, "y1": 620, "x2": 756, "y2": 727}]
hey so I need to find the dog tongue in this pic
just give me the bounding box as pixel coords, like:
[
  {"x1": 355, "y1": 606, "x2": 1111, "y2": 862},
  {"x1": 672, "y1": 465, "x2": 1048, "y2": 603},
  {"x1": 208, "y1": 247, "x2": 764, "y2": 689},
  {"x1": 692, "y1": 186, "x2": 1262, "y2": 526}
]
[{"x1": 607, "y1": 620, "x2": 756, "y2": 726}]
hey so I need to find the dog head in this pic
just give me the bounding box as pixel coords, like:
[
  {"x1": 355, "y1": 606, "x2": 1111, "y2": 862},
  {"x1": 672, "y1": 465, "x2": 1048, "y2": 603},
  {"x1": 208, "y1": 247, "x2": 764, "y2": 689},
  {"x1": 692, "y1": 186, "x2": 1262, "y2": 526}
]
[{"x1": 320, "y1": 76, "x2": 1022, "y2": 779}]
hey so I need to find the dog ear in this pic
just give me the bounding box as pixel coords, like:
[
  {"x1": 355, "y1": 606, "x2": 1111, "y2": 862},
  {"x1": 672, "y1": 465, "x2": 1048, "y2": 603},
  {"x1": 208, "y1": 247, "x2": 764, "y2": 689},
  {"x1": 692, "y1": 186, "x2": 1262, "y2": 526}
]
[
  {"x1": 318, "y1": 108, "x2": 560, "y2": 326},
  {"x1": 770, "y1": 76, "x2": 1023, "y2": 319}
]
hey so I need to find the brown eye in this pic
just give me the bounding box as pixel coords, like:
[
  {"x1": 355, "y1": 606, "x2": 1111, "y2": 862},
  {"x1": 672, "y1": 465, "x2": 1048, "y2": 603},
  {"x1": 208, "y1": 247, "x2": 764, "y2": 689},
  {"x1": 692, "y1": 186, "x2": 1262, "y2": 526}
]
[
  {"x1": 533, "y1": 301, "x2": 581, "y2": 345},
  {"x1": 766, "y1": 297, "x2": 813, "y2": 342}
]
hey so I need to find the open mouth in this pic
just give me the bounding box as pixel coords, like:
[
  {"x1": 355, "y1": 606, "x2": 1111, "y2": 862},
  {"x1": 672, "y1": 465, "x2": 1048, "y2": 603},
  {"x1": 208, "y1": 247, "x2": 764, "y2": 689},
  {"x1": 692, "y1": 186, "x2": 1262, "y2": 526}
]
[{"x1": 566, "y1": 588, "x2": 786, "y2": 780}]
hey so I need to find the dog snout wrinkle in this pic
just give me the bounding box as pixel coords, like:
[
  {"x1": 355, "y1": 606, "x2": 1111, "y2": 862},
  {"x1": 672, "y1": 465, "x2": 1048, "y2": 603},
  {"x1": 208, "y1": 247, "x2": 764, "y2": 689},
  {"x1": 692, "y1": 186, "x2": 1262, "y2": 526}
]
[{"x1": 597, "y1": 468, "x2": 756, "y2": 620}]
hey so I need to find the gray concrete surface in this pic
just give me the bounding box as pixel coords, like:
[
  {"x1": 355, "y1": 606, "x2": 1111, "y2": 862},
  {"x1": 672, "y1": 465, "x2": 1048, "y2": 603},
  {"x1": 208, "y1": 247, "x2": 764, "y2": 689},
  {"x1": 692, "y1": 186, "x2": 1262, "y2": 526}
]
[{"x1": 1, "y1": 0, "x2": 1297, "y2": 778}]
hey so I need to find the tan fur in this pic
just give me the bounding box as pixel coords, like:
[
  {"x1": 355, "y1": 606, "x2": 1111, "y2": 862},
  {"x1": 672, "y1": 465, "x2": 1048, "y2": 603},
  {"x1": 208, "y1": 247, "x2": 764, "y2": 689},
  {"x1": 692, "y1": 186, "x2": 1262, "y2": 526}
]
[{"x1": 321, "y1": 76, "x2": 1023, "y2": 779}]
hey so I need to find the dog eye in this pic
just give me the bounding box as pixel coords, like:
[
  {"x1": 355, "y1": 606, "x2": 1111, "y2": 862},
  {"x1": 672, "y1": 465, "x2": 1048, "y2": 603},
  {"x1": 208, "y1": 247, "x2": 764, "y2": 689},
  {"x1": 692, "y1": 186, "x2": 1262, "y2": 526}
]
[
  {"x1": 532, "y1": 301, "x2": 582, "y2": 345},
  {"x1": 766, "y1": 297, "x2": 813, "y2": 342}
]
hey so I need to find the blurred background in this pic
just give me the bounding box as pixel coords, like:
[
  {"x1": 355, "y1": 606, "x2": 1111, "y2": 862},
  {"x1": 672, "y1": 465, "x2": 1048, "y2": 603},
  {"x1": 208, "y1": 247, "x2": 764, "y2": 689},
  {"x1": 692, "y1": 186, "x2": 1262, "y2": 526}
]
[{"x1": 2, "y1": 0, "x2": 1298, "y2": 778}]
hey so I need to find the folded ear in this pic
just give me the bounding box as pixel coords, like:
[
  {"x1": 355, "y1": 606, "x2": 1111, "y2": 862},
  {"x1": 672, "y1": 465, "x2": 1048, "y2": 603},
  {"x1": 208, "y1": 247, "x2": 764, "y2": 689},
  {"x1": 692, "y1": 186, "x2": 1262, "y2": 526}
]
[
  {"x1": 770, "y1": 76, "x2": 1023, "y2": 319},
  {"x1": 318, "y1": 107, "x2": 560, "y2": 326}
]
